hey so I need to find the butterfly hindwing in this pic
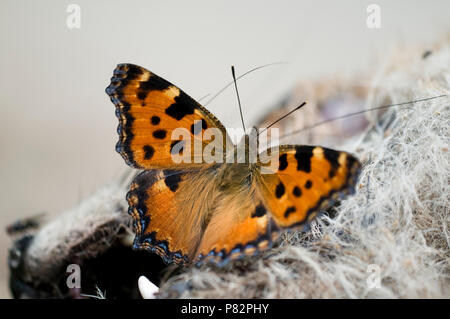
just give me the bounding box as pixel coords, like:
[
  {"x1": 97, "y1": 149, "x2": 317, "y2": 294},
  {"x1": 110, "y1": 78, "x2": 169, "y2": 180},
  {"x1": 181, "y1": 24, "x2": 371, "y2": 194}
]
[
  {"x1": 127, "y1": 169, "x2": 207, "y2": 265},
  {"x1": 257, "y1": 145, "x2": 361, "y2": 228},
  {"x1": 193, "y1": 187, "x2": 279, "y2": 266},
  {"x1": 106, "y1": 64, "x2": 232, "y2": 169}
]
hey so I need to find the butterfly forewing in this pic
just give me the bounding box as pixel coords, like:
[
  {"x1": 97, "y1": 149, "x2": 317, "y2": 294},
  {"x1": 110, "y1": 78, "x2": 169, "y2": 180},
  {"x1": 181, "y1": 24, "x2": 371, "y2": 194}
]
[{"x1": 106, "y1": 64, "x2": 232, "y2": 169}]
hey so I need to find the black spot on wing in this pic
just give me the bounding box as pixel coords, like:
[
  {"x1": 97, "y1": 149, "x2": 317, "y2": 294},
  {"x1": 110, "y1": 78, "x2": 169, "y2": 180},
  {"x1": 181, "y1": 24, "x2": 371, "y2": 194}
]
[
  {"x1": 275, "y1": 182, "x2": 285, "y2": 198},
  {"x1": 323, "y1": 148, "x2": 340, "y2": 178},
  {"x1": 143, "y1": 145, "x2": 154, "y2": 160},
  {"x1": 165, "y1": 92, "x2": 196, "y2": 120},
  {"x1": 295, "y1": 146, "x2": 313, "y2": 172},
  {"x1": 305, "y1": 180, "x2": 313, "y2": 189},
  {"x1": 293, "y1": 186, "x2": 302, "y2": 197},
  {"x1": 279, "y1": 153, "x2": 288, "y2": 171},
  {"x1": 346, "y1": 153, "x2": 359, "y2": 173},
  {"x1": 251, "y1": 203, "x2": 267, "y2": 218},
  {"x1": 123, "y1": 64, "x2": 144, "y2": 80},
  {"x1": 151, "y1": 116, "x2": 160, "y2": 125},
  {"x1": 163, "y1": 170, "x2": 182, "y2": 192},
  {"x1": 284, "y1": 206, "x2": 296, "y2": 218},
  {"x1": 137, "y1": 75, "x2": 172, "y2": 101},
  {"x1": 153, "y1": 129, "x2": 167, "y2": 139}
]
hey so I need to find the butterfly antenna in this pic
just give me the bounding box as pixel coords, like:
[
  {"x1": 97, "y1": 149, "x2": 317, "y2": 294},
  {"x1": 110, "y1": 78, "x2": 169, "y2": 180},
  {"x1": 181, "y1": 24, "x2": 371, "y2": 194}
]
[
  {"x1": 279, "y1": 94, "x2": 448, "y2": 140},
  {"x1": 231, "y1": 66, "x2": 246, "y2": 132},
  {"x1": 258, "y1": 101, "x2": 307, "y2": 136},
  {"x1": 205, "y1": 62, "x2": 287, "y2": 106},
  {"x1": 197, "y1": 93, "x2": 212, "y2": 103}
]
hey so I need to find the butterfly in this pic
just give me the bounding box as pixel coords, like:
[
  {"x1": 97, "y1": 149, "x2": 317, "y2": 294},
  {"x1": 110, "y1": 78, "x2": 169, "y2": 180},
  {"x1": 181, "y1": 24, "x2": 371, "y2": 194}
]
[{"x1": 105, "y1": 64, "x2": 361, "y2": 267}]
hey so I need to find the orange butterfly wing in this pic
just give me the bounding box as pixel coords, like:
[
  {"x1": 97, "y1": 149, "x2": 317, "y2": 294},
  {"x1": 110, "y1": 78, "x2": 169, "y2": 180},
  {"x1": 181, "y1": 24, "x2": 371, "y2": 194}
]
[
  {"x1": 127, "y1": 169, "x2": 204, "y2": 265},
  {"x1": 257, "y1": 145, "x2": 361, "y2": 228},
  {"x1": 106, "y1": 64, "x2": 232, "y2": 169},
  {"x1": 192, "y1": 182, "x2": 279, "y2": 266}
]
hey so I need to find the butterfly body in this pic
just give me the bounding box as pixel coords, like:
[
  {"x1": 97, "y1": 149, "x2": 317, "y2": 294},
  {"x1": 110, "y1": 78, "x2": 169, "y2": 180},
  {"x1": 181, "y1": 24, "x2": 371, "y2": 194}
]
[{"x1": 106, "y1": 64, "x2": 361, "y2": 266}]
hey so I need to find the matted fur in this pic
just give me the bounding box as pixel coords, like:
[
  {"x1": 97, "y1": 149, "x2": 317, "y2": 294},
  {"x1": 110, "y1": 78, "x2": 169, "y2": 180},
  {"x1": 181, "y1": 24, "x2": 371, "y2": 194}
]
[{"x1": 23, "y1": 178, "x2": 132, "y2": 283}]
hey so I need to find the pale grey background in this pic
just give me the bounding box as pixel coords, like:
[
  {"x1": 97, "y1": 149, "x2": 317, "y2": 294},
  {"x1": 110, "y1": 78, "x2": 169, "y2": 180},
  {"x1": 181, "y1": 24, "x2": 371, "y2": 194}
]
[{"x1": 1, "y1": 0, "x2": 449, "y2": 298}]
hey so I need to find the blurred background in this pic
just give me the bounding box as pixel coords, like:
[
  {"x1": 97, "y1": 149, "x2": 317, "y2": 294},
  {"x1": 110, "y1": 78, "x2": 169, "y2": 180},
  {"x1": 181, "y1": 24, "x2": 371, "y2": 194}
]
[{"x1": 1, "y1": 0, "x2": 449, "y2": 298}]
